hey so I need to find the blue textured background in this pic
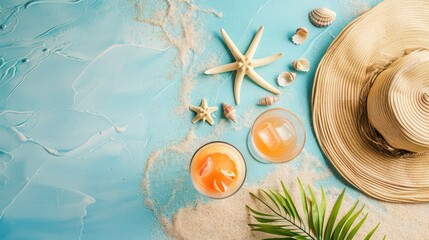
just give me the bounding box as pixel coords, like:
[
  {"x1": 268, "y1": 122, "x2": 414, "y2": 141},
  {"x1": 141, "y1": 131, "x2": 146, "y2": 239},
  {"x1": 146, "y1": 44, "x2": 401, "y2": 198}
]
[{"x1": 0, "y1": 0, "x2": 382, "y2": 239}]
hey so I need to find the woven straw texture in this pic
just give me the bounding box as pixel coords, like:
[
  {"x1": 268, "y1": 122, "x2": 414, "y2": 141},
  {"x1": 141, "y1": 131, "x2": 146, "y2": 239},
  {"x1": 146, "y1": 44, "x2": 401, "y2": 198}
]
[
  {"x1": 367, "y1": 50, "x2": 429, "y2": 153},
  {"x1": 312, "y1": 0, "x2": 429, "y2": 203}
]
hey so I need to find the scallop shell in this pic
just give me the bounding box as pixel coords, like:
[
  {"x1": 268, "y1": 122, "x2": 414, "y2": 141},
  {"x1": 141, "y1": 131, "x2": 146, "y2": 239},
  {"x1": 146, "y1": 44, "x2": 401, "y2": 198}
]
[
  {"x1": 292, "y1": 58, "x2": 310, "y2": 72},
  {"x1": 292, "y1": 27, "x2": 308, "y2": 45},
  {"x1": 258, "y1": 96, "x2": 279, "y2": 106},
  {"x1": 309, "y1": 7, "x2": 336, "y2": 27},
  {"x1": 222, "y1": 102, "x2": 237, "y2": 123},
  {"x1": 277, "y1": 72, "x2": 296, "y2": 87}
]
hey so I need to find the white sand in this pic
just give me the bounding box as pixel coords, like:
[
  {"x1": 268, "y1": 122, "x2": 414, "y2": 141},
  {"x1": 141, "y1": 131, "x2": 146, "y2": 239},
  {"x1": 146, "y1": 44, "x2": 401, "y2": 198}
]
[{"x1": 339, "y1": 0, "x2": 372, "y2": 18}]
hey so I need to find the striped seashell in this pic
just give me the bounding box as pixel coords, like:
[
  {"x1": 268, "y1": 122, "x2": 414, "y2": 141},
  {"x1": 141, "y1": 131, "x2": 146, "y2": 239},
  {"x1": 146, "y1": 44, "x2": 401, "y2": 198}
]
[
  {"x1": 277, "y1": 72, "x2": 297, "y2": 87},
  {"x1": 292, "y1": 27, "x2": 308, "y2": 45},
  {"x1": 258, "y1": 96, "x2": 279, "y2": 106},
  {"x1": 222, "y1": 102, "x2": 237, "y2": 123},
  {"x1": 309, "y1": 7, "x2": 336, "y2": 27},
  {"x1": 292, "y1": 58, "x2": 310, "y2": 72}
]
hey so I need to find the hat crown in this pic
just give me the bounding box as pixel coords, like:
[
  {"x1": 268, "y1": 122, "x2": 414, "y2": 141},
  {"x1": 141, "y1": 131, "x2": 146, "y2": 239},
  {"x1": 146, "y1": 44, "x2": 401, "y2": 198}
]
[{"x1": 367, "y1": 50, "x2": 429, "y2": 153}]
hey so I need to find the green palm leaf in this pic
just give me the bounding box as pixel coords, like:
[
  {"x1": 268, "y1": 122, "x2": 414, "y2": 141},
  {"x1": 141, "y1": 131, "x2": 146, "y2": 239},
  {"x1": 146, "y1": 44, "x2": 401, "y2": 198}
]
[
  {"x1": 308, "y1": 186, "x2": 321, "y2": 238},
  {"x1": 247, "y1": 179, "x2": 384, "y2": 240},
  {"x1": 323, "y1": 188, "x2": 345, "y2": 240},
  {"x1": 320, "y1": 188, "x2": 326, "y2": 237},
  {"x1": 281, "y1": 181, "x2": 302, "y2": 224},
  {"x1": 346, "y1": 213, "x2": 368, "y2": 240},
  {"x1": 298, "y1": 179, "x2": 310, "y2": 229},
  {"x1": 364, "y1": 223, "x2": 380, "y2": 240},
  {"x1": 338, "y1": 205, "x2": 365, "y2": 240},
  {"x1": 331, "y1": 201, "x2": 359, "y2": 240}
]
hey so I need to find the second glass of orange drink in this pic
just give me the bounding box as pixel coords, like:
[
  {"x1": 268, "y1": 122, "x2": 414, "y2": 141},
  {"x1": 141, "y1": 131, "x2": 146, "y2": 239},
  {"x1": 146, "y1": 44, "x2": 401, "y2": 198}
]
[
  {"x1": 248, "y1": 108, "x2": 306, "y2": 163},
  {"x1": 190, "y1": 142, "x2": 246, "y2": 199}
]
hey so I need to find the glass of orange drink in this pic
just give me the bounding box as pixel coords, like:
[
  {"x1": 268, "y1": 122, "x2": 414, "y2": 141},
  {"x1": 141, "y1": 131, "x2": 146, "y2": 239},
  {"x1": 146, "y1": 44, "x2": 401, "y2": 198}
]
[
  {"x1": 248, "y1": 108, "x2": 305, "y2": 163},
  {"x1": 190, "y1": 142, "x2": 246, "y2": 199}
]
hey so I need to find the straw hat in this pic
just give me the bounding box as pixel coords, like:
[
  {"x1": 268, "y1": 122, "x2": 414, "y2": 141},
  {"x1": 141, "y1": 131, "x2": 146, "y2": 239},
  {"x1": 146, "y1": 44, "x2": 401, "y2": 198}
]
[{"x1": 312, "y1": 0, "x2": 429, "y2": 203}]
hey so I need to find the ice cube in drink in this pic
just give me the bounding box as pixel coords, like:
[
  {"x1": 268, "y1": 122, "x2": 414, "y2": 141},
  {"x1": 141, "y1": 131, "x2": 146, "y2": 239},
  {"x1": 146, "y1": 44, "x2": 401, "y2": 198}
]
[{"x1": 257, "y1": 122, "x2": 281, "y2": 151}]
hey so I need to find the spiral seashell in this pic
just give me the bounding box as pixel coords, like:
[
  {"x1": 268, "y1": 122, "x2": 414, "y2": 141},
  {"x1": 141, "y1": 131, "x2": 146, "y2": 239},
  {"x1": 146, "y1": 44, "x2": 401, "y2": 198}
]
[
  {"x1": 277, "y1": 72, "x2": 296, "y2": 87},
  {"x1": 222, "y1": 102, "x2": 237, "y2": 123},
  {"x1": 292, "y1": 58, "x2": 310, "y2": 72},
  {"x1": 258, "y1": 96, "x2": 279, "y2": 106},
  {"x1": 309, "y1": 7, "x2": 336, "y2": 27},
  {"x1": 292, "y1": 27, "x2": 308, "y2": 45}
]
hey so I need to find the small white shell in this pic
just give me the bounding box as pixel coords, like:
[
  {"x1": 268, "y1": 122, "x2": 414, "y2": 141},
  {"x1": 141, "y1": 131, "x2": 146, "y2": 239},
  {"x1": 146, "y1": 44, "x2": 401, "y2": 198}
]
[
  {"x1": 222, "y1": 102, "x2": 237, "y2": 123},
  {"x1": 292, "y1": 58, "x2": 310, "y2": 72},
  {"x1": 309, "y1": 7, "x2": 336, "y2": 27},
  {"x1": 277, "y1": 72, "x2": 296, "y2": 87},
  {"x1": 292, "y1": 27, "x2": 308, "y2": 45},
  {"x1": 258, "y1": 96, "x2": 279, "y2": 106}
]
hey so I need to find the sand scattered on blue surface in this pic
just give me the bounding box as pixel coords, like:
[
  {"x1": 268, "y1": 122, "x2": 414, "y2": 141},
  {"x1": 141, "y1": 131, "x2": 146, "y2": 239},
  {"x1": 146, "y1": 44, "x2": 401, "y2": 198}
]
[{"x1": 138, "y1": 1, "x2": 429, "y2": 239}]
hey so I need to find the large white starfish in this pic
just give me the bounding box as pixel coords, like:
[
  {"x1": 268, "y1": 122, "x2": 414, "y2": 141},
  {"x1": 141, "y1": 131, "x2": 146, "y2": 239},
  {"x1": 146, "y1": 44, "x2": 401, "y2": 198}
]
[{"x1": 205, "y1": 26, "x2": 282, "y2": 105}]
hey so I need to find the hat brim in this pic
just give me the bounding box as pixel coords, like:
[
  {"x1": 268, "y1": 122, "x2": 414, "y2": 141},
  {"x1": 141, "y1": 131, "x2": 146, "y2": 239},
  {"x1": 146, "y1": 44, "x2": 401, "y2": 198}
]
[{"x1": 312, "y1": 0, "x2": 429, "y2": 203}]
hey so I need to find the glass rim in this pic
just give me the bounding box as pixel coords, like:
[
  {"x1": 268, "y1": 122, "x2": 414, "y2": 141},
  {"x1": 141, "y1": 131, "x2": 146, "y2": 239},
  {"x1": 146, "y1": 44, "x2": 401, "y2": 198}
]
[
  {"x1": 189, "y1": 141, "x2": 247, "y2": 199},
  {"x1": 249, "y1": 108, "x2": 306, "y2": 163}
]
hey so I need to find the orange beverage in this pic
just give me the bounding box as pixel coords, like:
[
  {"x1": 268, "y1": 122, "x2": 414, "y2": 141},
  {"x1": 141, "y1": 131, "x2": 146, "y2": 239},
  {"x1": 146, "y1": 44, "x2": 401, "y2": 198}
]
[
  {"x1": 190, "y1": 142, "x2": 246, "y2": 198},
  {"x1": 248, "y1": 108, "x2": 305, "y2": 163}
]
